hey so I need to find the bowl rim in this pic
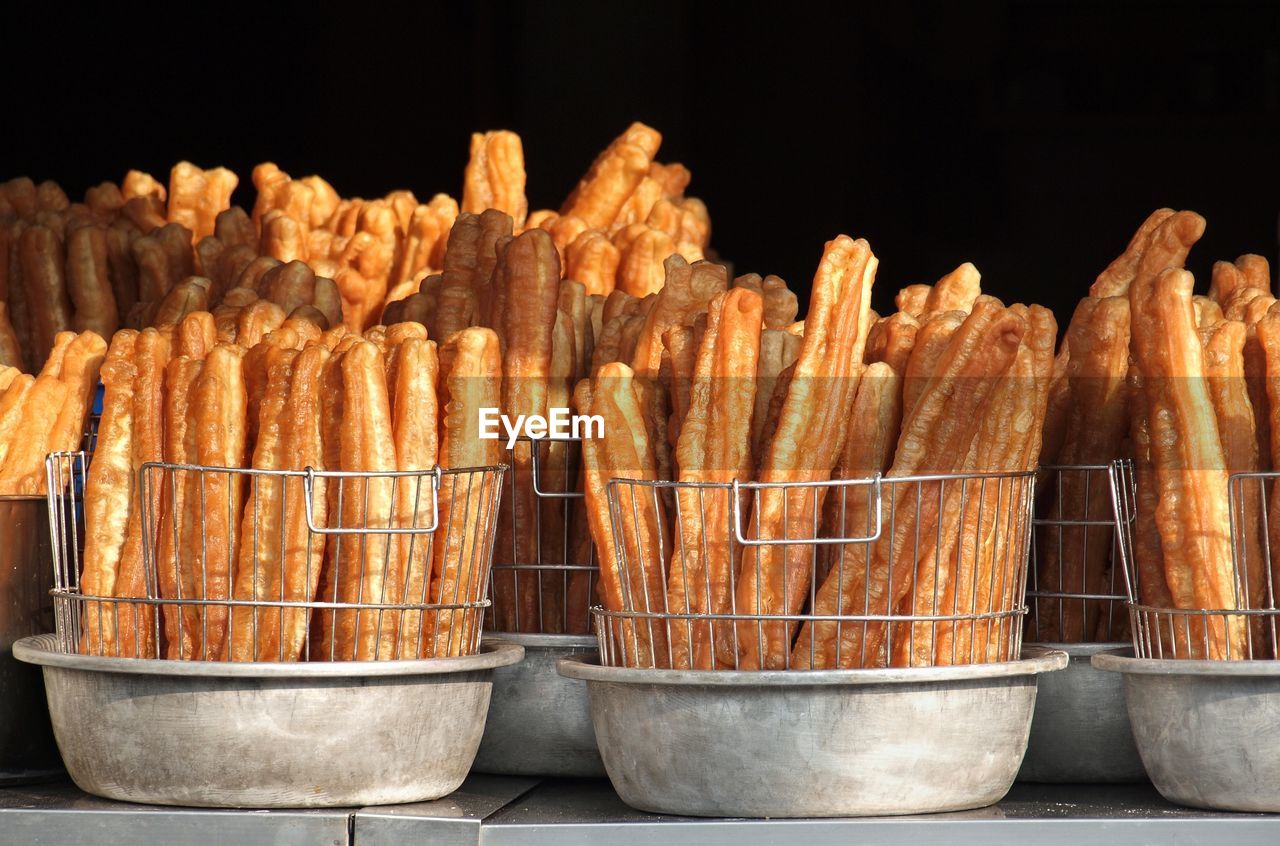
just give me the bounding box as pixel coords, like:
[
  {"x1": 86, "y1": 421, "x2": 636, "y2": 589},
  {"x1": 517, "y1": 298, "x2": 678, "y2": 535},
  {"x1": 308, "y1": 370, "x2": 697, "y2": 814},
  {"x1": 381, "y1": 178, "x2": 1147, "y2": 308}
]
[
  {"x1": 557, "y1": 645, "x2": 1067, "y2": 686},
  {"x1": 13, "y1": 633, "x2": 524, "y2": 677},
  {"x1": 1022, "y1": 641, "x2": 1132, "y2": 656},
  {"x1": 482, "y1": 632, "x2": 597, "y2": 649},
  {"x1": 1092, "y1": 646, "x2": 1280, "y2": 677}
]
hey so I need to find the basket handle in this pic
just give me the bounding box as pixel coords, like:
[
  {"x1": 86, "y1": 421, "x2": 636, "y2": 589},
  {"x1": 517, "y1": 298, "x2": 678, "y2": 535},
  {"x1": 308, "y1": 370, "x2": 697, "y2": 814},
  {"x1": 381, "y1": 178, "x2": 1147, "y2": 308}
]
[
  {"x1": 303, "y1": 466, "x2": 442, "y2": 535},
  {"x1": 528, "y1": 435, "x2": 585, "y2": 500},
  {"x1": 730, "y1": 474, "x2": 883, "y2": 547}
]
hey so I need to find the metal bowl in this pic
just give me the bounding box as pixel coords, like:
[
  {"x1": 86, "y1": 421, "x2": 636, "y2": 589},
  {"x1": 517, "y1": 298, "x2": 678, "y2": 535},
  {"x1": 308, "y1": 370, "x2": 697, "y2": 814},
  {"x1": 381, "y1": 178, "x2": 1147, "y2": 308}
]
[
  {"x1": 1094, "y1": 648, "x2": 1280, "y2": 812},
  {"x1": 473, "y1": 633, "x2": 604, "y2": 777},
  {"x1": 558, "y1": 646, "x2": 1067, "y2": 818},
  {"x1": 1017, "y1": 642, "x2": 1146, "y2": 783},
  {"x1": 14, "y1": 634, "x2": 524, "y2": 808},
  {"x1": 0, "y1": 497, "x2": 63, "y2": 784}
]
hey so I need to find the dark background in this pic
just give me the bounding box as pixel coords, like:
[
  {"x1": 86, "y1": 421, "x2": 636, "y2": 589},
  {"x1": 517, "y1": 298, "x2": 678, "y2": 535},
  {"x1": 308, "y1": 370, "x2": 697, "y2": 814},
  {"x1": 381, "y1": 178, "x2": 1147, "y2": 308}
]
[{"x1": 4, "y1": 0, "x2": 1278, "y2": 326}]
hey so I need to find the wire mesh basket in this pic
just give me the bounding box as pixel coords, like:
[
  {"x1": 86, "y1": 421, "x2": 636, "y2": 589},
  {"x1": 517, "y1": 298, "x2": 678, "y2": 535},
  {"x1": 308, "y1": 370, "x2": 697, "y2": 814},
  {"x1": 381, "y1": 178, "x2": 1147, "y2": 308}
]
[
  {"x1": 45, "y1": 451, "x2": 505, "y2": 662},
  {"x1": 1114, "y1": 460, "x2": 1280, "y2": 660},
  {"x1": 487, "y1": 435, "x2": 596, "y2": 634},
  {"x1": 595, "y1": 470, "x2": 1037, "y2": 671},
  {"x1": 1026, "y1": 463, "x2": 1134, "y2": 644}
]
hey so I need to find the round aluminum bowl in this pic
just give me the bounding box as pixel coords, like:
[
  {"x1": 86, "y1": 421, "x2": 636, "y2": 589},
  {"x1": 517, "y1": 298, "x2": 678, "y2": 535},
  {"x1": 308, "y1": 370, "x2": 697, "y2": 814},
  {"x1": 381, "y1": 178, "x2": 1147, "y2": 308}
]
[
  {"x1": 473, "y1": 633, "x2": 604, "y2": 777},
  {"x1": 0, "y1": 497, "x2": 63, "y2": 784},
  {"x1": 1094, "y1": 648, "x2": 1280, "y2": 812},
  {"x1": 558, "y1": 646, "x2": 1067, "y2": 818},
  {"x1": 1017, "y1": 642, "x2": 1146, "y2": 783},
  {"x1": 14, "y1": 634, "x2": 523, "y2": 808}
]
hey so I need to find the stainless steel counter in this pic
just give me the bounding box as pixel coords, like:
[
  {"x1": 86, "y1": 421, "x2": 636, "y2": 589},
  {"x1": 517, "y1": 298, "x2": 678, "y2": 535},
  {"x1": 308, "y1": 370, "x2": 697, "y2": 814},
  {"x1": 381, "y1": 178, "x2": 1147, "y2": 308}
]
[
  {"x1": 3, "y1": 777, "x2": 1278, "y2": 845},
  {"x1": 479, "y1": 780, "x2": 1279, "y2": 846},
  {"x1": 0, "y1": 781, "x2": 353, "y2": 846}
]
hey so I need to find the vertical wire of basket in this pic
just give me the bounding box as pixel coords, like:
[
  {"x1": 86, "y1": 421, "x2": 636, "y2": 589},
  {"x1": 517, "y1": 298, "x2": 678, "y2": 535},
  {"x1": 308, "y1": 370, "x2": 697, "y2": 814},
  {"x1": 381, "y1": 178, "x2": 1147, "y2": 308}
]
[{"x1": 488, "y1": 435, "x2": 596, "y2": 635}]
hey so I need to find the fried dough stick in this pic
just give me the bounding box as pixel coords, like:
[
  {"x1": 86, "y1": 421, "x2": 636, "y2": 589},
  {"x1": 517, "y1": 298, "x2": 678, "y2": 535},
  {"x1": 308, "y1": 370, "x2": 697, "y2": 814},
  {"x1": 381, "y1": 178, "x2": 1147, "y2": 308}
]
[
  {"x1": 157, "y1": 355, "x2": 203, "y2": 658},
  {"x1": 327, "y1": 341, "x2": 397, "y2": 661},
  {"x1": 730, "y1": 236, "x2": 876, "y2": 670},
  {"x1": 1201, "y1": 320, "x2": 1266, "y2": 653},
  {"x1": 179, "y1": 344, "x2": 248, "y2": 660},
  {"x1": 493, "y1": 230, "x2": 561, "y2": 631},
  {"x1": 968, "y1": 306, "x2": 1056, "y2": 663},
  {"x1": 791, "y1": 361, "x2": 902, "y2": 669},
  {"x1": 430, "y1": 328, "x2": 503, "y2": 657},
  {"x1": 580, "y1": 363, "x2": 671, "y2": 667},
  {"x1": 113, "y1": 329, "x2": 170, "y2": 658},
  {"x1": 462, "y1": 131, "x2": 528, "y2": 228},
  {"x1": 229, "y1": 346, "x2": 298, "y2": 661},
  {"x1": 1131, "y1": 258, "x2": 1243, "y2": 660},
  {"x1": 664, "y1": 289, "x2": 762, "y2": 668},
  {"x1": 922, "y1": 263, "x2": 981, "y2": 316},
  {"x1": 1127, "y1": 370, "x2": 1177, "y2": 654},
  {"x1": 1034, "y1": 297, "x2": 1130, "y2": 642},
  {"x1": 277, "y1": 346, "x2": 331, "y2": 660},
  {"x1": 561, "y1": 123, "x2": 662, "y2": 230},
  {"x1": 380, "y1": 338, "x2": 439, "y2": 659},
  {"x1": 886, "y1": 304, "x2": 1052, "y2": 667},
  {"x1": 78, "y1": 331, "x2": 139, "y2": 655},
  {"x1": 796, "y1": 299, "x2": 1026, "y2": 668}
]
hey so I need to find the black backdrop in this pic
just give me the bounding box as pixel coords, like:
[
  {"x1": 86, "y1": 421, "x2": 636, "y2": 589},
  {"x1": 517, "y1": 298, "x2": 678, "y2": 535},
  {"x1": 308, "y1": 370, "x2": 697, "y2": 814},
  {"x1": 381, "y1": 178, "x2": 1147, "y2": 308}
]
[{"x1": 4, "y1": 0, "x2": 1278, "y2": 327}]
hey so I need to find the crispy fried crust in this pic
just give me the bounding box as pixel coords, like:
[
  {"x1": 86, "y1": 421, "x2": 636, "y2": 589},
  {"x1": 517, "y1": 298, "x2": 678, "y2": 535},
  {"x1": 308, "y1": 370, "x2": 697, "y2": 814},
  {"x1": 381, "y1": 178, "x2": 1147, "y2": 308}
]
[
  {"x1": 589, "y1": 362, "x2": 671, "y2": 667},
  {"x1": 1131, "y1": 251, "x2": 1243, "y2": 659},
  {"x1": 384, "y1": 338, "x2": 439, "y2": 658},
  {"x1": 666, "y1": 289, "x2": 763, "y2": 668},
  {"x1": 157, "y1": 355, "x2": 203, "y2": 658},
  {"x1": 179, "y1": 343, "x2": 248, "y2": 660},
  {"x1": 791, "y1": 361, "x2": 903, "y2": 669},
  {"x1": 463, "y1": 131, "x2": 528, "y2": 228},
  {"x1": 923, "y1": 263, "x2": 981, "y2": 316},
  {"x1": 800, "y1": 298, "x2": 1026, "y2": 668},
  {"x1": 731, "y1": 236, "x2": 876, "y2": 669},
  {"x1": 79, "y1": 332, "x2": 139, "y2": 655},
  {"x1": 432, "y1": 328, "x2": 504, "y2": 656},
  {"x1": 229, "y1": 346, "x2": 298, "y2": 661},
  {"x1": 113, "y1": 329, "x2": 170, "y2": 658},
  {"x1": 329, "y1": 341, "x2": 397, "y2": 661},
  {"x1": 561, "y1": 123, "x2": 662, "y2": 230}
]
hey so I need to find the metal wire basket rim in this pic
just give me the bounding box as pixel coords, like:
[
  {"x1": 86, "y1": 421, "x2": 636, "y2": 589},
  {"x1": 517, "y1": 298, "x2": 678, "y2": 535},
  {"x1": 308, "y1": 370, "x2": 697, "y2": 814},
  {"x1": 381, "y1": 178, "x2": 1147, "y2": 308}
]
[
  {"x1": 1027, "y1": 590, "x2": 1126, "y2": 602},
  {"x1": 1040, "y1": 463, "x2": 1116, "y2": 472},
  {"x1": 510, "y1": 433, "x2": 588, "y2": 444},
  {"x1": 606, "y1": 468, "x2": 1036, "y2": 491},
  {"x1": 1225, "y1": 470, "x2": 1280, "y2": 482},
  {"x1": 1092, "y1": 647, "x2": 1280, "y2": 675},
  {"x1": 480, "y1": 632, "x2": 598, "y2": 648},
  {"x1": 592, "y1": 606, "x2": 1026, "y2": 624},
  {"x1": 53, "y1": 591, "x2": 491, "y2": 612},
  {"x1": 13, "y1": 633, "x2": 525, "y2": 677},
  {"x1": 558, "y1": 645, "x2": 1067, "y2": 686},
  {"x1": 1129, "y1": 602, "x2": 1280, "y2": 617},
  {"x1": 139, "y1": 460, "x2": 509, "y2": 478},
  {"x1": 1032, "y1": 514, "x2": 1117, "y2": 525},
  {"x1": 490, "y1": 562, "x2": 596, "y2": 572}
]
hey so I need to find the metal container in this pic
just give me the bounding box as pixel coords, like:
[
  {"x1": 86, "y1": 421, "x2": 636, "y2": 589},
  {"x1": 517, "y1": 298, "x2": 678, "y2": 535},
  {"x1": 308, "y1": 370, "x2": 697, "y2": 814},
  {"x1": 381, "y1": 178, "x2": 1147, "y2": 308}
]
[
  {"x1": 558, "y1": 646, "x2": 1067, "y2": 818},
  {"x1": 1094, "y1": 648, "x2": 1280, "y2": 812},
  {"x1": 0, "y1": 497, "x2": 63, "y2": 783},
  {"x1": 1017, "y1": 642, "x2": 1146, "y2": 782},
  {"x1": 473, "y1": 633, "x2": 604, "y2": 777},
  {"x1": 14, "y1": 634, "x2": 524, "y2": 808}
]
